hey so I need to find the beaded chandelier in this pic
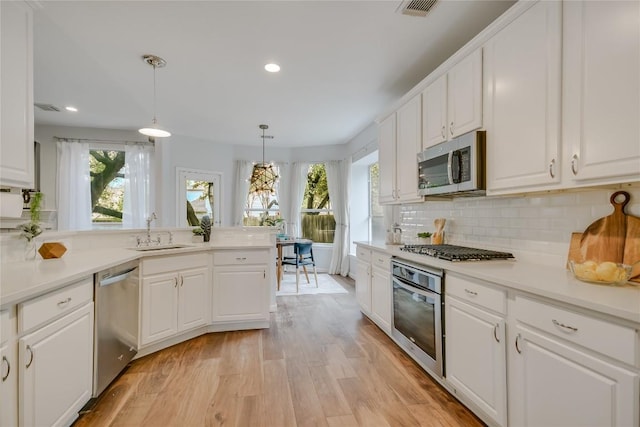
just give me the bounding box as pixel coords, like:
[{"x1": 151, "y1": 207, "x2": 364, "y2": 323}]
[{"x1": 249, "y1": 124, "x2": 279, "y2": 195}]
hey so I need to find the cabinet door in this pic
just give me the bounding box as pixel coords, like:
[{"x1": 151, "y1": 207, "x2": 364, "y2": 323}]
[
  {"x1": 1, "y1": 342, "x2": 18, "y2": 427},
  {"x1": 448, "y1": 48, "x2": 483, "y2": 139},
  {"x1": 563, "y1": 1, "x2": 640, "y2": 184},
  {"x1": 355, "y1": 259, "x2": 371, "y2": 314},
  {"x1": 395, "y1": 95, "x2": 423, "y2": 203},
  {"x1": 0, "y1": 0, "x2": 34, "y2": 188},
  {"x1": 446, "y1": 297, "x2": 506, "y2": 427},
  {"x1": 141, "y1": 273, "x2": 178, "y2": 345},
  {"x1": 509, "y1": 324, "x2": 639, "y2": 427},
  {"x1": 485, "y1": 1, "x2": 562, "y2": 193},
  {"x1": 370, "y1": 267, "x2": 391, "y2": 333},
  {"x1": 178, "y1": 267, "x2": 210, "y2": 331},
  {"x1": 212, "y1": 266, "x2": 268, "y2": 322},
  {"x1": 378, "y1": 114, "x2": 397, "y2": 204},
  {"x1": 422, "y1": 74, "x2": 447, "y2": 148},
  {"x1": 19, "y1": 303, "x2": 93, "y2": 427}
]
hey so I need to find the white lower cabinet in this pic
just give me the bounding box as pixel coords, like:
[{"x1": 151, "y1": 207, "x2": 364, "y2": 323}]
[
  {"x1": 355, "y1": 247, "x2": 372, "y2": 315},
  {"x1": 211, "y1": 250, "x2": 270, "y2": 324},
  {"x1": 140, "y1": 253, "x2": 210, "y2": 346},
  {"x1": 370, "y1": 253, "x2": 391, "y2": 334},
  {"x1": 18, "y1": 302, "x2": 94, "y2": 427},
  {"x1": 1, "y1": 308, "x2": 17, "y2": 427},
  {"x1": 509, "y1": 296, "x2": 640, "y2": 427},
  {"x1": 445, "y1": 274, "x2": 507, "y2": 427}
]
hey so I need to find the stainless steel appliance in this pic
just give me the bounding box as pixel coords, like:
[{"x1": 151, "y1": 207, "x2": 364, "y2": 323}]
[
  {"x1": 418, "y1": 130, "x2": 486, "y2": 196},
  {"x1": 391, "y1": 259, "x2": 444, "y2": 377},
  {"x1": 94, "y1": 260, "x2": 139, "y2": 397},
  {"x1": 401, "y1": 244, "x2": 514, "y2": 261}
]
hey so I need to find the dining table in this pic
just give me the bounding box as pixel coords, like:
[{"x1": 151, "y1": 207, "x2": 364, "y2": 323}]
[{"x1": 276, "y1": 237, "x2": 311, "y2": 290}]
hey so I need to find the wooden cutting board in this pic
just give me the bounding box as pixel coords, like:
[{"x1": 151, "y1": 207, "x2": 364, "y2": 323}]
[{"x1": 567, "y1": 191, "x2": 640, "y2": 283}]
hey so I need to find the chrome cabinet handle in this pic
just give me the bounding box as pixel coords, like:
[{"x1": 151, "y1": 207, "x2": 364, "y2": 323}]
[
  {"x1": 549, "y1": 158, "x2": 556, "y2": 178},
  {"x1": 464, "y1": 288, "x2": 478, "y2": 296},
  {"x1": 235, "y1": 257, "x2": 247, "y2": 261},
  {"x1": 515, "y1": 334, "x2": 522, "y2": 354},
  {"x1": 180, "y1": 275, "x2": 184, "y2": 286},
  {"x1": 441, "y1": 125, "x2": 446, "y2": 138},
  {"x1": 571, "y1": 154, "x2": 579, "y2": 175},
  {"x1": 493, "y1": 324, "x2": 500, "y2": 343},
  {"x1": 552, "y1": 319, "x2": 578, "y2": 333},
  {"x1": 1, "y1": 356, "x2": 9, "y2": 382},
  {"x1": 57, "y1": 297, "x2": 72, "y2": 307},
  {"x1": 450, "y1": 121, "x2": 454, "y2": 136},
  {"x1": 26, "y1": 345, "x2": 34, "y2": 369},
  {"x1": 174, "y1": 277, "x2": 178, "y2": 288}
]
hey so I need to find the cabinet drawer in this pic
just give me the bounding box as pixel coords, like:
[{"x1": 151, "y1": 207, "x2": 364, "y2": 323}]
[
  {"x1": 515, "y1": 296, "x2": 638, "y2": 366},
  {"x1": 446, "y1": 274, "x2": 506, "y2": 314},
  {"x1": 213, "y1": 250, "x2": 269, "y2": 266},
  {"x1": 371, "y1": 251, "x2": 391, "y2": 272},
  {"x1": 356, "y1": 246, "x2": 371, "y2": 262},
  {"x1": 18, "y1": 277, "x2": 93, "y2": 333},
  {"x1": 143, "y1": 252, "x2": 209, "y2": 275}
]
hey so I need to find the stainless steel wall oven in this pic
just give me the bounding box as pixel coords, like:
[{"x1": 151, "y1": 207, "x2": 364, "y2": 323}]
[{"x1": 391, "y1": 259, "x2": 444, "y2": 377}]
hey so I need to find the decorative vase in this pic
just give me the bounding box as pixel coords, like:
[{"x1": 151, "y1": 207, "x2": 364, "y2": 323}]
[{"x1": 24, "y1": 240, "x2": 36, "y2": 261}]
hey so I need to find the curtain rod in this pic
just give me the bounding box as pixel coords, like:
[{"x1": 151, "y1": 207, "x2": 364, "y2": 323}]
[{"x1": 54, "y1": 137, "x2": 154, "y2": 146}]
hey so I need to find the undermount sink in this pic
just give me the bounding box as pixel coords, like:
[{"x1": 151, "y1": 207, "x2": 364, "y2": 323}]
[{"x1": 132, "y1": 244, "x2": 193, "y2": 251}]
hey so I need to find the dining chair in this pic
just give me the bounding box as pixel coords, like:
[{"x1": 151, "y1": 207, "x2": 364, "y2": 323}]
[{"x1": 281, "y1": 241, "x2": 318, "y2": 293}]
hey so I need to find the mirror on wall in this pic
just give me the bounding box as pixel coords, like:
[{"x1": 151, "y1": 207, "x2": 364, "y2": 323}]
[{"x1": 176, "y1": 168, "x2": 221, "y2": 228}]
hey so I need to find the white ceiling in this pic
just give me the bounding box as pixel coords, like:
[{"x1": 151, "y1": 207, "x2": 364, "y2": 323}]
[{"x1": 33, "y1": 0, "x2": 515, "y2": 148}]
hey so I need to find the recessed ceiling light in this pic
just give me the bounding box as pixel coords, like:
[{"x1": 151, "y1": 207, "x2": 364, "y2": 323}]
[
  {"x1": 65, "y1": 106, "x2": 78, "y2": 112},
  {"x1": 265, "y1": 63, "x2": 280, "y2": 73}
]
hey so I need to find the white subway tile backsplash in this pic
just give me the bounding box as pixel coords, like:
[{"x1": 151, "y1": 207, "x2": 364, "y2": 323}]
[{"x1": 399, "y1": 187, "x2": 640, "y2": 264}]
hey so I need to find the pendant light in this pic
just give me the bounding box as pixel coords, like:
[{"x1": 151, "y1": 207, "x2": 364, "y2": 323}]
[
  {"x1": 139, "y1": 54, "x2": 171, "y2": 138},
  {"x1": 249, "y1": 124, "x2": 279, "y2": 195}
]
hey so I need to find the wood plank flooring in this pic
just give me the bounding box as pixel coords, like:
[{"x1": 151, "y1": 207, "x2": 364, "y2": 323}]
[{"x1": 74, "y1": 276, "x2": 483, "y2": 427}]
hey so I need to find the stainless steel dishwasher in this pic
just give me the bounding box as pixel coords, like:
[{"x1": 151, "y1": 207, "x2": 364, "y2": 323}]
[{"x1": 94, "y1": 260, "x2": 139, "y2": 397}]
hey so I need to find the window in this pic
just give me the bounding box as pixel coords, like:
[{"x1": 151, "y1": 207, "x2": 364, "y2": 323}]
[
  {"x1": 243, "y1": 164, "x2": 281, "y2": 226},
  {"x1": 177, "y1": 168, "x2": 222, "y2": 228},
  {"x1": 369, "y1": 162, "x2": 384, "y2": 240},
  {"x1": 301, "y1": 163, "x2": 335, "y2": 243},
  {"x1": 90, "y1": 150, "x2": 125, "y2": 224}
]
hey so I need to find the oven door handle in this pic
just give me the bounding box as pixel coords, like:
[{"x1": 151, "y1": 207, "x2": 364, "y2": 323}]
[
  {"x1": 447, "y1": 150, "x2": 454, "y2": 185},
  {"x1": 392, "y1": 277, "x2": 439, "y2": 302}
]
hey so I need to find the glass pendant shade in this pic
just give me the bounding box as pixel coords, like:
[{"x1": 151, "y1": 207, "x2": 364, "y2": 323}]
[
  {"x1": 139, "y1": 54, "x2": 171, "y2": 138},
  {"x1": 250, "y1": 162, "x2": 279, "y2": 194},
  {"x1": 139, "y1": 118, "x2": 171, "y2": 137}
]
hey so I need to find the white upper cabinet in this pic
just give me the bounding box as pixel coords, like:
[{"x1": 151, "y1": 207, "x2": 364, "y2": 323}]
[
  {"x1": 484, "y1": 1, "x2": 562, "y2": 194},
  {"x1": 0, "y1": 0, "x2": 34, "y2": 189},
  {"x1": 378, "y1": 94, "x2": 422, "y2": 205},
  {"x1": 562, "y1": 1, "x2": 640, "y2": 186},
  {"x1": 447, "y1": 49, "x2": 483, "y2": 140},
  {"x1": 422, "y1": 49, "x2": 483, "y2": 149}
]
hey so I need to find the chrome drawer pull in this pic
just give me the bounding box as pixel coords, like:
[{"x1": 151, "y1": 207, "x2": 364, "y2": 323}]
[
  {"x1": 464, "y1": 288, "x2": 478, "y2": 296},
  {"x1": 552, "y1": 319, "x2": 578, "y2": 333},
  {"x1": 441, "y1": 125, "x2": 446, "y2": 138},
  {"x1": 515, "y1": 334, "x2": 522, "y2": 354},
  {"x1": 235, "y1": 257, "x2": 247, "y2": 261},
  {"x1": 26, "y1": 345, "x2": 34, "y2": 369},
  {"x1": 549, "y1": 158, "x2": 556, "y2": 178},
  {"x1": 571, "y1": 154, "x2": 579, "y2": 175},
  {"x1": 493, "y1": 324, "x2": 500, "y2": 343},
  {"x1": 57, "y1": 297, "x2": 72, "y2": 307},
  {"x1": 1, "y1": 356, "x2": 9, "y2": 382}
]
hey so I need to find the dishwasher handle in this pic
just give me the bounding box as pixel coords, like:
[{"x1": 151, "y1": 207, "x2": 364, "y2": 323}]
[{"x1": 99, "y1": 267, "x2": 138, "y2": 287}]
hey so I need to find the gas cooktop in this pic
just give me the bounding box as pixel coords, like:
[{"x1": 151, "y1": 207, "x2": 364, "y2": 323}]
[{"x1": 400, "y1": 244, "x2": 515, "y2": 262}]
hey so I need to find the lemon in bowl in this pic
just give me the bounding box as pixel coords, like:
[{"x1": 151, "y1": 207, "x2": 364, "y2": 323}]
[{"x1": 569, "y1": 260, "x2": 632, "y2": 285}]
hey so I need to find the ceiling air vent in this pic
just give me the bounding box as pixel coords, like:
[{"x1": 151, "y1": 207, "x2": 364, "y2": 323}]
[
  {"x1": 35, "y1": 103, "x2": 61, "y2": 112},
  {"x1": 397, "y1": 0, "x2": 438, "y2": 17}
]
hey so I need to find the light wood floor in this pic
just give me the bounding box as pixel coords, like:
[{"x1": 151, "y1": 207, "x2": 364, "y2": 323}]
[{"x1": 74, "y1": 276, "x2": 483, "y2": 427}]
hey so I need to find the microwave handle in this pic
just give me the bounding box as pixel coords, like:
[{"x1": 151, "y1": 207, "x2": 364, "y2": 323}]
[
  {"x1": 447, "y1": 150, "x2": 454, "y2": 185},
  {"x1": 451, "y1": 150, "x2": 461, "y2": 183}
]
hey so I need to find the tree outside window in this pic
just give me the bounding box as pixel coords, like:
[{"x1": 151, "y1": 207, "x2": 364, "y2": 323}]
[
  {"x1": 90, "y1": 150, "x2": 125, "y2": 223},
  {"x1": 301, "y1": 163, "x2": 335, "y2": 243},
  {"x1": 243, "y1": 165, "x2": 281, "y2": 226},
  {"x1": 369, "y1": 162, "x2": 384, "y2": 240}
]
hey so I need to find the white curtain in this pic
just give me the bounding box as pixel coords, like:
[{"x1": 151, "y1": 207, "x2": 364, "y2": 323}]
[
  {"x1": 275, "y1": 162, "x2": 290, "y2": 232},
  {"x1": 57, "y1": 140, "x2": 92, "y2": 230},
  {"x1": 123, "y1": 144, "x2": 154, "y2": 228},
  {"x1": 288, "y1": 162, "x2": 308, "y2": 238},
  {"x1": 233, "y1": 160, "x2": 253, "y2": 226},
  {"x1": 326, "y1": 159, "x2": 351, "y2": 275}
]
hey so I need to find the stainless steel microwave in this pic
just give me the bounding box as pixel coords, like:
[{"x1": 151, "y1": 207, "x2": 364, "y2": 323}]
[{"x1": 417, "y1": 130, "x2": 486, "y2": 196}]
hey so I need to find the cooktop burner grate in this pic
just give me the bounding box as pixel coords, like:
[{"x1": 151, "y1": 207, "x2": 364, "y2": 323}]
[{"x1": 400, "y1": 244, "x2": 515, "y2": 261}]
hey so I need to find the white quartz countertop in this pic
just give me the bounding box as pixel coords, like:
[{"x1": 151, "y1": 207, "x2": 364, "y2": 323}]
[
  {"x1": 0, "y1": 242, "x2": 273, "y2": 308},
  {"x1": 356, "y1": 241, "x2": 640, "y2": 324}
]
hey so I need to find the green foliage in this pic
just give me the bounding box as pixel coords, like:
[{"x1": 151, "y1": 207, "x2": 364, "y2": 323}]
[
  {"x1": 301, "y1": 213, "x2": 335, "y2": 243},
  {"x1": 192, "y1": 227, "x2": 204, "y2": 235},
  {"x1": 29, "y1": 192, "x2": 42, "y2": 223},
  {"x1": 18, "y1": 192, "x2": 43, "y2": 241},
  {"x1": 90, "y1": 150, "x2": 125, "y2": 222},
  {"x1": 303, "y1": 164, "x2": 330, "y2": 211},
  {"x1": 417, "y1": 232, "x2": 432, "y2": 238},
  {"x1": 18, "y1": 222, "x2": 42, "y2": 242}
]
